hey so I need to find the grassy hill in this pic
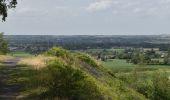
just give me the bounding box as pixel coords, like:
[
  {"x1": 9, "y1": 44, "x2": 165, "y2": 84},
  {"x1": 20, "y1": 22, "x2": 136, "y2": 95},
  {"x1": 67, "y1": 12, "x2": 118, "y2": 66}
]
[{"x1": 15, "y1": 47, "x2": 147, "y2": 100}]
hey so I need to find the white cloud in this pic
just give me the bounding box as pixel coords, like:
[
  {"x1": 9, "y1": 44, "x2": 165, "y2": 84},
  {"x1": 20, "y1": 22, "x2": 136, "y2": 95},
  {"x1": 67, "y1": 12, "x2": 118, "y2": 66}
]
[{"x1": 87, "y1": 0, "x2": 113, "y2": 12}]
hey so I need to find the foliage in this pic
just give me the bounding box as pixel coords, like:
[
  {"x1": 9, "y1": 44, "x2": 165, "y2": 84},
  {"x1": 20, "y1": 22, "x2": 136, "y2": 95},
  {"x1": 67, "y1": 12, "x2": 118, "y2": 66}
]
[
  {"x1": 152, "y1": 70, "x2": 170, "y2": 100},
  {"x1": 118, "y1": 69, "x2": 170, "y2": 100},
  {"x1": 45, "y1": 47, "x2": 74, "y2": 64},
  {"x1": 0, "y1": 0, "x2": 17, "y2": 21},
  {"x1": 0, "y1": 32, "x2": 9, "y2": 54},
  {"x1": 164, "y1": 47, "x2": 170, "y2": 65},
  {"x1": 45, "y1": 47, "x2": 69, "y2": 57},
  {"x1": 76, "y1": 53, "x2": 100, "y2": 68},
  {"x1": 44, "y1": 60, "x2": 102, "y2": 99}
]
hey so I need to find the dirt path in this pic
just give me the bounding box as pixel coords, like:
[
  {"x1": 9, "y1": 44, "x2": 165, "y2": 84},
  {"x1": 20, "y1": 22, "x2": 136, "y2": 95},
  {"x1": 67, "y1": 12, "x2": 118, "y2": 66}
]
[{"x1": 0, "y1": 58, "x2": 21, "y2": 100}]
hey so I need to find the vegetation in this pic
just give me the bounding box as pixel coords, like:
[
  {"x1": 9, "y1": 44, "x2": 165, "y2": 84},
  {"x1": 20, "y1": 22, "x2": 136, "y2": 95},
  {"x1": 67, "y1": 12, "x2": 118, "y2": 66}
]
[
  {"x1": 117, "y1": 70, "x2": 170, "y2": 100},
  {"x1": 14, "y1": 47, "x2": 147, "y2": 99},
  {"x1": 0, "y1": 0, "x2": 17, "y2": 21},
  {"x1": 0, "y1": 33, "x2": 9, "y2": 54},
  {"x1": 9, "y1": 51, "x2": 33, "y2": 57},
  {"x1": 0, "y1": 47, "x2": 162, "y2": 100},
  {"x1": 0, "y1": 38, "x2": 170, "y2": 100}
]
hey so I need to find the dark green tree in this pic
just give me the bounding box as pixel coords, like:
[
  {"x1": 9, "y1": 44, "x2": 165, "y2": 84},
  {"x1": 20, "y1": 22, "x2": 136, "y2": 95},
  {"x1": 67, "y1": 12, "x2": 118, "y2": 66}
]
[{"x1": 0, "y1": 0, "x2": 17, "y2": 21}]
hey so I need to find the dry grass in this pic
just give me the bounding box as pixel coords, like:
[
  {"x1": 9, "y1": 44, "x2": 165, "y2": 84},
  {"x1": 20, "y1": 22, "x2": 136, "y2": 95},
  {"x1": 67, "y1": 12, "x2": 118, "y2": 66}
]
[
  {"x1": 18, "y1": 55, "x2": 55, "y2": 69},
  {"x1": 0, "y1": 55, "x2": 13, "y2": 63}
]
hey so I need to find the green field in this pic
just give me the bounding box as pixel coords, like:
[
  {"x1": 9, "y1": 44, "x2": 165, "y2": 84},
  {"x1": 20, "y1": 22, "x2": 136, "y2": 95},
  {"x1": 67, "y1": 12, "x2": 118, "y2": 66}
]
[
  {"x1": 9, "y1": 51, "x2": 33, "y2": 57},
  {"x1": 86, "y1": 48, "x2": 124, "y2": 52},
  {"x1": 102, "y1": 59, "x2": 170, "y2": 73}
]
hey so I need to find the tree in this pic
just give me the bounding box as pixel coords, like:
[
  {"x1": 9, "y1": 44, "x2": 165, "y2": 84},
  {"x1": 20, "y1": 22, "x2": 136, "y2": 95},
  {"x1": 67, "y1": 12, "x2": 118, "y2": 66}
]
[
  {"x1": 0, "y1": 32, "x2": 9, "y2": 54},
  {"x1": 0, "y1": 0, "x2": 17, "y2": 21},
  {"x1": 164, "y1": 47, "x2": 170, "y2": 65}
]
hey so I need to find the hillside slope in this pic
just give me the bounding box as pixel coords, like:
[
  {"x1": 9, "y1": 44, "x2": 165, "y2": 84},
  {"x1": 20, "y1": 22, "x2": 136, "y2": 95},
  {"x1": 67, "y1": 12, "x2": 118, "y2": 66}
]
[{"x1": 17, "y1": 47, "x2": 146, "y2": 100}]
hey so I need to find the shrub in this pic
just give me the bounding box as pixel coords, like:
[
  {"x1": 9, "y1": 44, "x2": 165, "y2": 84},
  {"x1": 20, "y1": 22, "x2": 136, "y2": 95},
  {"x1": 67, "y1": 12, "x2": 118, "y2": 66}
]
[
  {"x1": 152, "y1": 71, "x2": 170, "y2": 100},
  {"x1": 45, "y1": 47, "x2": 74, "y2": 64},
  {"x1": 77, "y1": 53, "x2": 99, "y2": 68},
  {"x1": 44, "y1": 60, "x2": 102, "y2": 99}
]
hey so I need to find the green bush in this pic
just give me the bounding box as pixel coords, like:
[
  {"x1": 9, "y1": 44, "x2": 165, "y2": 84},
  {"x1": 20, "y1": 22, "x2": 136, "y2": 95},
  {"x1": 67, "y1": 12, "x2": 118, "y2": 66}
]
[
  {"x1": 45, "y1": 47, "x2": 69, "y2": 57},
  {"x1": 118, "y1": 70, "x2": 170, "y2": 100},
  {"x1": 152, "y1": 71, "x2": 170, "y2": 100},
  {"x1": 43, "y1": 60, "x2": 102, "y2": 99},
  {"x1": 45, "y1": 47, "x2": 74, "y2": 64},
  {"x1": 77, "y1": 53, "x2": 99, "y2": 68}
]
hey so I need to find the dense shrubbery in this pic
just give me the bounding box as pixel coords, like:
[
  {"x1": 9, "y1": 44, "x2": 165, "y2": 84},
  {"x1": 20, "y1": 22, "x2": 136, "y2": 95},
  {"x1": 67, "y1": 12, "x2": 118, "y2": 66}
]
[
  {"x1": 118, "y1": 70, "x2": 170, "y2": 100},
  {"x1": 21, "y1": 47, "x2": 148, "y2": 99},
  {"x1": 42, "y1": 60, "x2": 102, "y2": 99},
  {"x1": 25, "y1": 48, "x2": 103, "y2": 99}
]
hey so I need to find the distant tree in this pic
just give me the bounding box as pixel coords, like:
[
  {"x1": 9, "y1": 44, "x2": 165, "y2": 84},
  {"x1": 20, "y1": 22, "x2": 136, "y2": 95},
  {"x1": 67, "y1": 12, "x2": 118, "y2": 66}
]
[
  {"x1": 164, "y1": 48, "x2": 170, "y2": 65},
  {"x1": 131, "y1": 49, "x2": 141, "y2": 64},
  {"x1": 0, "y1": 0, "x2": 17, "y2": 21},
  {"x1": 0, "y1": 33, "x2": 9, "y2": 54},
  {"x1": 131, "y1": 49, "x2": 152, "y2": 65}
]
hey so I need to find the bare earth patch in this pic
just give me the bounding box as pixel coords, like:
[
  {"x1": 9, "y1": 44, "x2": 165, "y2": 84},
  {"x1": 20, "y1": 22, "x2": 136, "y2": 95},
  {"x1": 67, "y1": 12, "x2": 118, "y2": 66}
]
[{"x1": 0, "y1": 58, "x2": 21, "y2": 100}]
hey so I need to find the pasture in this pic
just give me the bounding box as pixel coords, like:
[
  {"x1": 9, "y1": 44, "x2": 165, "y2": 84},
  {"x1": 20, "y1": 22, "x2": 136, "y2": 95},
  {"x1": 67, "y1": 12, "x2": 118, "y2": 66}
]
[
  {"x1": 9, "y1": 51, "x2": 33, "y2": 57},
  {"x1": 102, "y1": 59, "x2": 170, "y2": 73}
]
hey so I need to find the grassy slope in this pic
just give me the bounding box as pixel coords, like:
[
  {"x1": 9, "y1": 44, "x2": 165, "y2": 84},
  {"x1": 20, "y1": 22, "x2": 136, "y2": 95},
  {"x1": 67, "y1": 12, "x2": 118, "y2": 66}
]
[{"x1": 15, "y1": 48, "x2": 147, "y2": 100}]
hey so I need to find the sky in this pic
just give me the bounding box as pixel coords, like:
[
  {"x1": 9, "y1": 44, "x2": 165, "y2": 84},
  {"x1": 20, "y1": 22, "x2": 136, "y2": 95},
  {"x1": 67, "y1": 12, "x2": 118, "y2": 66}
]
[{"x1": 1, "y1": 0, "x2": 170, "y2": 35}]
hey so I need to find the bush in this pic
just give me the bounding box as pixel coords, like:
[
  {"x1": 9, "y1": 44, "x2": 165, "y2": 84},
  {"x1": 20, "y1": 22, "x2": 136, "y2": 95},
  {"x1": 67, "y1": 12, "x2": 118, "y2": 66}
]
[
  {"x1": 45, "y1": 47, "x2": 69, "y2": 57},
  {"x1": 152, "y1": 71, "x2": 170, "y2": 100},
  {"x1": 44, "y1": 60, "x2": 102, "y2": 99},
  {"x1": 77, "y1": 53, "x2": 99, "y2": 68},
  {"x1": 45, "y1": 47, "x2": 74, "y2": 64}
]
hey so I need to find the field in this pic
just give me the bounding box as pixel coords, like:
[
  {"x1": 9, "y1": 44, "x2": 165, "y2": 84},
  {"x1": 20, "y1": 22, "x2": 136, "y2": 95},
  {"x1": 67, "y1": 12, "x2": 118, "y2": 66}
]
[
  {"x1": 102, "y1": 59, "x2": 170, "y2": 74},
  {"x1": 9, "y1": 51, "x2": 33, "y2": 57}
]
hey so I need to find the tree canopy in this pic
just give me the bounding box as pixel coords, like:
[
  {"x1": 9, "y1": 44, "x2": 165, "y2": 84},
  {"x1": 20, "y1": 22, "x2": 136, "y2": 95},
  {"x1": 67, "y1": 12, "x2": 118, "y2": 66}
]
[{"x1": 0, "y1": 0, "x2": 17, "y2": 21}]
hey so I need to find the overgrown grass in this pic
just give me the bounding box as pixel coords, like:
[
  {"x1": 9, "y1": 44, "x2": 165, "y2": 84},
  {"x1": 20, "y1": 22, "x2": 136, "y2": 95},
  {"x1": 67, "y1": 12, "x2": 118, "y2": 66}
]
[{"x1": 0, "y1": 55, "x2": 13, "y2": 63}]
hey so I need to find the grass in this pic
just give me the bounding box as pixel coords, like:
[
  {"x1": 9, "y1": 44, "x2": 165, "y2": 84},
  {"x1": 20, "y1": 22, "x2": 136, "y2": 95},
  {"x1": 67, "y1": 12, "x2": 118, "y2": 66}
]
[
  {"x1": 9, "y1": 51, "x2": 33, "y2": 57},
  {"x1": 102, "y1": 59, "x2": 170, "y2": 73},
  {"x1": 109, "y1": 48, "x2": 125, "y2": 53},
  {"x1": 18, "y1": 55, "x2": 55, "y2": 69},
  {"x1": 85, "y1": 48, "x2": 125, "y2": 53},
  {"x1": 0, "y1": 55, "x2": 13, "y2": 63}
]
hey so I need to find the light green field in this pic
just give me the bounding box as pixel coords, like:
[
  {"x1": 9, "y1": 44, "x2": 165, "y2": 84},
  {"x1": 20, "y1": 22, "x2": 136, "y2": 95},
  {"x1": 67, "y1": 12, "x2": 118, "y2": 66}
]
[
  {"x1": 9, "y1": 51, "x2": 33, "y2": 57},
  {"x1": 86, "y1": 48, "x2": 125, "y2": 53},
  {"x1": 109, "y1": 48, "x2": 125, "y2": 53},
  {"x1": 102, "y1": 59, "x2": 170, "y2": 73}
]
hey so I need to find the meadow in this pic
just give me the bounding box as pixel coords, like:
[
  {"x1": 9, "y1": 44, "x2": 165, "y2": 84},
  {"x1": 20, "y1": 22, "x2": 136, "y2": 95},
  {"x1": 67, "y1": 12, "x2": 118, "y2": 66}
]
[
  {"x1": 102, "y1": 59, "x2": 170, "y2": 75},
  {"x1": 9, "y1": 51, "x2": 33, "y2": 57}
]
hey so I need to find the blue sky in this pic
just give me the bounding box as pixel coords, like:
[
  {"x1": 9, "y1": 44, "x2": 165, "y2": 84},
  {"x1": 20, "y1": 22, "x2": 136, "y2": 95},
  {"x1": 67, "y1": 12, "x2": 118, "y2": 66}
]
[{"x1": 1, "y1": 0, "x2": 170, "y2": 35}]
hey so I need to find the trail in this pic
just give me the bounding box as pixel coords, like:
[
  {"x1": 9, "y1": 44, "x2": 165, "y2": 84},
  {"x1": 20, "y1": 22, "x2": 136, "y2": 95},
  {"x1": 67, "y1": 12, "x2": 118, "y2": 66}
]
[{"x1": 0, "y1": 58, "x2": 21, "y2": 100}]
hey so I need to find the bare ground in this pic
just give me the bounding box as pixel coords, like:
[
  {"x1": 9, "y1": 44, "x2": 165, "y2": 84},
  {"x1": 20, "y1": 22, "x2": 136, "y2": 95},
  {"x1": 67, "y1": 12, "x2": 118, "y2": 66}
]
[{"x1": 0, "y1": 58, "x2": 21, "y2": 100}]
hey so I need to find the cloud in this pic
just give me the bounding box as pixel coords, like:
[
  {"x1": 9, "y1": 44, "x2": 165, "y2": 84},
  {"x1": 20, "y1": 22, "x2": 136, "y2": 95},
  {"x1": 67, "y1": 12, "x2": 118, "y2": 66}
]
[{"x1": 87, "y1": 0, "x2": 113, "y2": 12}]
